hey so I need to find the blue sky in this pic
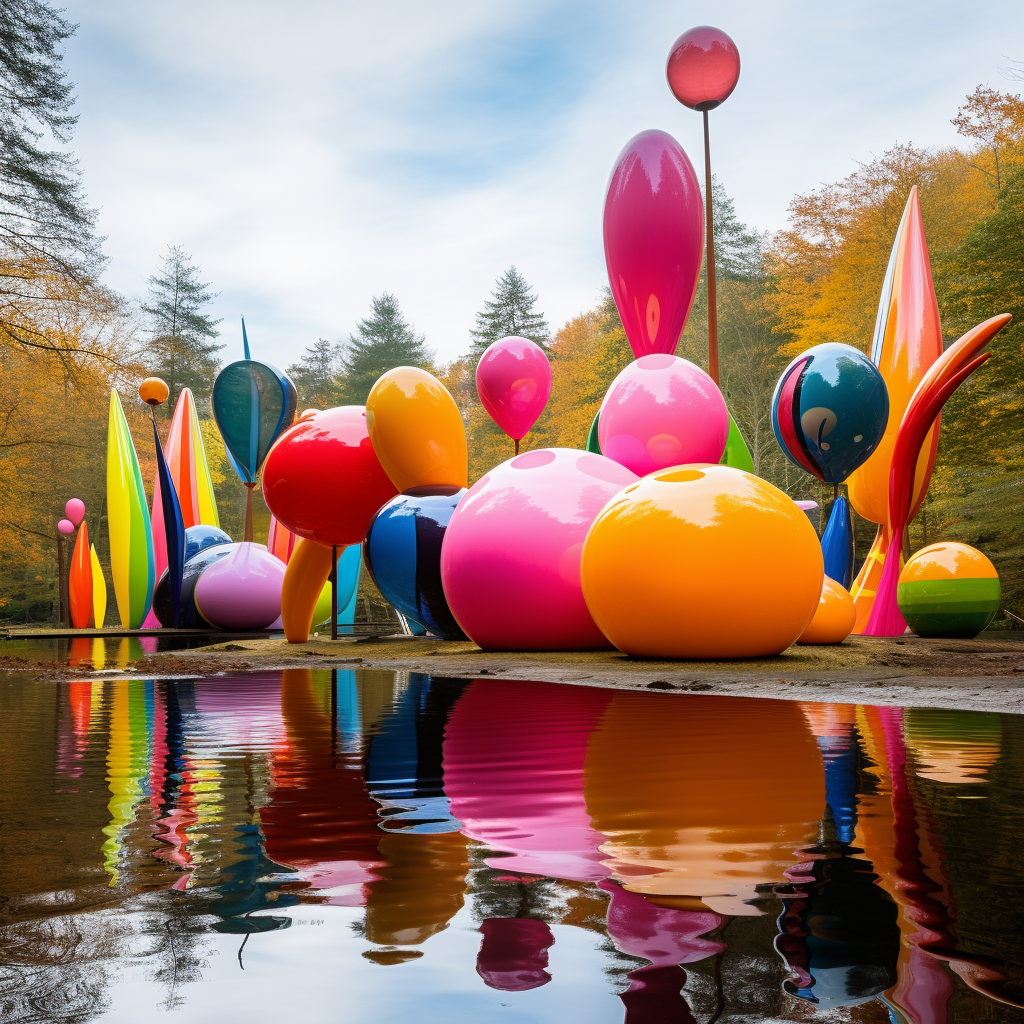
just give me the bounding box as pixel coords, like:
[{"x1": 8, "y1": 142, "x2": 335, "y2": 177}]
[{"x1": 64, "y1": 0, "x2": 1024, "y2": 368}]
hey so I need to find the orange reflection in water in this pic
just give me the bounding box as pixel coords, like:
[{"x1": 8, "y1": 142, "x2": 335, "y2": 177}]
[{"x1": 585, "y1": 693, "x2": 825, "y2": 915}]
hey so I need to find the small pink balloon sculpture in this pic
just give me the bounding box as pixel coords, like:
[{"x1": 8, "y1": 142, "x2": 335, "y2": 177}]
[
  {"x1": 57, "y1": 519, "x2": 75, "y2": 536},
  {"x1": 666, "y1": 26, "x2": 741, "y2": 111},
  {"x1": 604, "y1": 130, "x2": 704, "y2": 359},
  {"x1": 476, "y1": 336, "x2": 552, "y2": 444},
  {"x1": 598, "y1": 354, "x2": 729, "y2": 477},
  {"x1": 440, "y1": 448, "x2": 637, "y2": 650},
  {"x1": 65, "y1": 498, "x2": 85, "y2": 526}
]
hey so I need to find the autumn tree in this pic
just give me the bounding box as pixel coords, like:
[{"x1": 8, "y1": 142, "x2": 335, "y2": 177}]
[
  {"x1": 140, "y1": 245, "x2": 223, "y2": 409},
  {"x1": 952, "y1": 86, "x2": 1024, "y2": 189},
  {"x1": 469, "y1": 266, "x2": 549, "y2": 356},
  {"x1": 340, "y1": 293, "x2": 430, "y2": 404}
]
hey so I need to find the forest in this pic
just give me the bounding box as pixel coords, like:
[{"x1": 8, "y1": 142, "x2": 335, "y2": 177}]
[{"x1": 1, "y1": 80, "x2": 1022, "y2": 625}]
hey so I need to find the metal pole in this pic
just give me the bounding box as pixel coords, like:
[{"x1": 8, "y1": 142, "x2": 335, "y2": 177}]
[
  {"x1": 330, "y1": 544, "x2": 338, "y2": 641},
  {"x1": 703, "y1": 109, "x2": 719, "y2": 386},
  {"x1": 243, "y1": 484, "x2": 255, "y2": 543}
]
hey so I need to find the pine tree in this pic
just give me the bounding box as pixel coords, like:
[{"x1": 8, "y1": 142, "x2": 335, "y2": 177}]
[
  {"x1": 340, "y1": 293, "x2": 431, "y2": 404},
  {"x1": 0, "y1": 0, "x2": 104, "y2": 355},
  {"x1": 469, "y1": 266, "x2": 549, "y2": 356},
  {"x1": 141, "y1": 245, "x2": 223, "y2": 409},
  {"x1": 287, "y1": 337, "x2": 344, "y2": 409}
]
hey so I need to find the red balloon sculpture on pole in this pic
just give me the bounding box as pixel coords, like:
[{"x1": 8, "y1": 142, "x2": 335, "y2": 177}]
[{"x1": 667, "y1": 25, "x2": 741, "y2": 385}]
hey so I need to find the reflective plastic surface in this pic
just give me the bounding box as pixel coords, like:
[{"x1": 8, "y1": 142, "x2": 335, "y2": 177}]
[
  {"x1": 580, "y1": 464, "x2": 823, "y2": 658},
  {"x1": 363, "y1": 488, "x2": 468, "y2": 640},
  {"x1": 261, "y1": 406, "x2": 398, "y2": 548},
  {"x1": 603, "y1": 130, "x2": 704, "y2": 359},
  {"x1": 2, "y1": 669, "x2": 1022, "y2": 1022},
  {"x1": 475, "y1": 336, "x2": 552, "y2": 441},
  {"x1": 152, "y1": 540, "x2": 234, "y2": 629},
  {"x1": 771, "y1": 343, "x2": 889, "y2": 485},
  {"x1": 440, "y1": 448, "x2": 637, "y2": 650},
  {"x1": 598, "y1": 354, "x2": 729, "y2": 476},
  {"x1": 212, "y1": 359, "x2": 298, "y2": 484},
  {"x1": 366, "y1": 366, "x2": 468, "y2": 491},
  {"x1": 797, "y1": 576, "x2": 856, "y2": 645},
  {"x1": 193, "y1": 541, "x2": 286, "y2": 631},
  {"x1": 820, "y1": 493, "x2": 855, "y2": 588},
  {"x1": 666, "y1": 25, "x2": 741, "y2": 111}
]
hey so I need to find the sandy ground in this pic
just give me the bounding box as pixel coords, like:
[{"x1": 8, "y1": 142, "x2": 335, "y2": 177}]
[{"x1": 110, "y1": 631, "x2": 1024, "y2": 714}]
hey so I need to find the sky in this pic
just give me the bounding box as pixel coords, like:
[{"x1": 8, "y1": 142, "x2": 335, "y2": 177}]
[{"x1": 64, "y1": 0, "x2": 1024, "y2": 368}]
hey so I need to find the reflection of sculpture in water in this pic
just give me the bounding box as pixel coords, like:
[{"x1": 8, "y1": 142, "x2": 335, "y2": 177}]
[
  {"x1": 585, "y1": 692, "x2": 824, "y2": 914},
  {"x1": 476, "y1": 917, "x2": 555, "y2": 991}
]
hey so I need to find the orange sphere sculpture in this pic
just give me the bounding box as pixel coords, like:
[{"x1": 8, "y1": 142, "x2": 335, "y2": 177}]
[
  {"x1": 138, "y1": 377, "x2": 169, "y2": 406},
  {"x1": 797, "y1": 576, "x2": 856, "y2": 645},
  {"x1": 580, "y1": 464, "x2": 823, "y2": 658}
]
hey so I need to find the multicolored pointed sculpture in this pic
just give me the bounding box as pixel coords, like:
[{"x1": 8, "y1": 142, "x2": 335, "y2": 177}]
[
  {"x1": 106, "y1": 390, "x2": 155, "y2": 628},
  {"x1": 90, "y1": 544, "x2": 106, "y2": 628},
  {"x1": 847, "y1": 188, "x2": 943, "y2": 630}
]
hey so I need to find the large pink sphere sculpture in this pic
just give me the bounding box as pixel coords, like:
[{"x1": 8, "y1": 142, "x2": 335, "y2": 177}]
[
  {"x1": 194, "y1": 542, "x2": 286, "y2": 630},
  {"x1": 65, "y1": 498, "x2": 86, "y2": 526},
  {"x1": 598, "y1": 354, "x2": 729, "y2": 477},
  {"x1": 667, "y1": 26, "x2": 741, "y2": 111},
  {"x1": 604, "y1": 130, "x2": 704, "y2": 360},
  {"x1": 440, "y1": 449, "x2": 637, "y2": 650},
  {"x1": 476, "y1": 336, "x2": 552, "y2": 441}
]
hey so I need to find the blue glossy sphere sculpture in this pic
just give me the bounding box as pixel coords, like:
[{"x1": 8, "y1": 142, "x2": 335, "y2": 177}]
[
  {"x1": 771, "y1": 343, "x2": 889, "y2": 484},
  {"x1": 363, "y1": 487, "x2": 468, "y2": 640}
]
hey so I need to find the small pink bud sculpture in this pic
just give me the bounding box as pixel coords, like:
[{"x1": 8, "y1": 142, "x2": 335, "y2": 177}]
[
  {"x1": 603, "y1": 130, "x2": 704, "y2": 361},
  {"x1": 476, "y1": 336, "x2": 552, "y2": 454},
  {"x1": 58, "y1": 519, "x2": 75, "y2": 536},
  {"x1": 65, "y1": 498, "x2": 85, "y2": 526}
]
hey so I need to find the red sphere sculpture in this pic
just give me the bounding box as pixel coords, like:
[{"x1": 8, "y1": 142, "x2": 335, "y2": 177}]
[{"x1": 666, "y1": 26, "x2": 740, "y2": 111}]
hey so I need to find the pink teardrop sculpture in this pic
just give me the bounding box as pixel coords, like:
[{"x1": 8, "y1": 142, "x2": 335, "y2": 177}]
[
  {"x1": 667, "y1": 26, "x2": 741, "y2": 111},
  {"x1": 65, "y1": 498, "x2": 85, "y2": 526},
  {"x1": 476, "y1": 336, "x2": 552, "y2": 440},
  {"x1": 603, "y1": 130, "x2": 704, "y2": 360}
]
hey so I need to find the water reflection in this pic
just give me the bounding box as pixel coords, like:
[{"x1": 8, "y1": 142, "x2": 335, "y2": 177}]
[{"x1": 0, "y1": 671, "x2": 1022, "y2": 1022}]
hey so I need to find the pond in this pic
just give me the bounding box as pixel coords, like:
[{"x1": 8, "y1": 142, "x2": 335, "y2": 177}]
[{"x1": 0, "y1": 668, "x2": 1022, "y2": 1023}]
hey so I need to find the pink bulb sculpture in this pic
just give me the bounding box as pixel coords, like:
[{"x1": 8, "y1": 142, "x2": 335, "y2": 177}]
[
  {"x1": 193, "y1": 542, "x2": 286, "y2": 630},
  {"x1": 65, "y1": 498, "x2": 85, "y2": 526},
  {"x1": 666, "y1": 26, "x2": 741, "y2": 111},
  {"x1": 598, "y1": 354, "x2": 729, "y2": 477},
  {"x1": 476, "y1": 336, "x2": 552, "y2": 441},
  {"x1": 604, "y1": 130, "x2": 704, "y2": 360},
  {"x1": 57, "y1": 519, "x2": 75, "y2": 536},
  {"x1": 440, "y1": 448, "x2": 637, "y2": 650}
]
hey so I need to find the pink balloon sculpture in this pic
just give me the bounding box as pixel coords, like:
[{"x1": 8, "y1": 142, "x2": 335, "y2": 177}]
[
  {"x1": 598, "y1": 353, "x2": 729, "y2": 476},
  {"x1": 440, "y1": 448, "x2": 637, "y2": 650},
  {"x1": 65, "y1": 498, "x2": 85, "y2": 526},
  {"x1": 476, "y1": 336, "x2": 551, "y2": 442},
  {"x1": 193, "y1": 542, "x2": 286, "y2": 630},
  {"x1": 57, "y1": 519, "x2": 75, "y2": 536},
  {"x1": 604, "y1": 130, "x2": 704, "y2": 359},
  {"x1": 666, "y1": 26, "x2": 741, "y2": 111}
]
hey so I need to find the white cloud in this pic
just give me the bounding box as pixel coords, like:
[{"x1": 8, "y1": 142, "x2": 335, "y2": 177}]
[{"x1": 65, "y1": 0, "x2": 1024, "y2": 367}]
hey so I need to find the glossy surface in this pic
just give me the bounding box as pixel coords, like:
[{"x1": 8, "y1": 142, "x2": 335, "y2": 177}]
[
  {"x1": 847, "y1": 187, "x2": 943, "y2": 527},
  {"x1": 475, "y1": 336, "x2": 552, "y2": 441},
  {"x1": 308, "y1": 543, "x2": 362, "y2": 631},
  {"x1": 266, "y1": 513, "x2": 295, "y2": 563},
  {"x1": 89, "y1": 543, "x2": 106, "y2": 627},
  {"x1": 152, "y1": 540, "x2": 234, "y2": 629},
  {"x1": 364, "y1": 488, "x2": 468, "y2": 640},
  {"x1": 797, "y1": 576, "x2": 856, "y2": 645},
  {"x1": 262, "y1": 406, "x2": 398, "y2": 548},
  {"x1": 65, "y1": 497, "x2": 85, "y2": 525},
  {"x1": 598, "y1": 354, "x2": 729, "y2": 476},
  {"x1": 105, "y1": 390, "x2": 154, "y2": 629},
  {"x1": 367, "y1": 366, "x2": 468, "y2": 490},
  {"x1": 152, "y1": 417, "x2": 186, "y2": 628},
  {"x1": 723, "y1": 411, "x2": 754, "y2": 472},
  {"x1": 580, "y1": 465, "x2": 823, "y2": 658},
  {"x1": 771, "y1": 343, "x2": 889, "y2": 485},
  {"x1": 440, "y1": 449, "x2": 638, "y2": 650},
  {"x1": 666, "y1": 25, "x2": 741, "y2": 111},
  {"x1": 137, "y1": 375, "x2": 169, "y2": 406},
  {"x1": 603, "y1": 130, "x2": 704, "y2": 359},
  {"x1": 193, "y1": 542, "x2": 286, "y2": 631},
  {"x1": 57, "y1": 518, "x2": 74, "y2": 535},
  {"x1": 898, "y1": 542, "x2": 1001, "y2": 638},
  {"x1": 183, "y1": 523, "x2": 233, "y2": 563},
  {"x1": 280, "y1": 536, "x2": 335, "y2": 642},
  {"x1": 863, "y1": 315, "x2": 1009, "y2": 636},
  {"x1": 212, "y1": 359, "x2": 298, "y2": 484},
  {"x1": 821, "y1": 494, "x2": 855, "y2": 588},
  {"x1": 68, "y1": 521, "x2": 92, "y2": 628},
  {"x1": 150, "y1": 388, "x2": 222, "y2": 603},
  {"x1": 1, "y1": 670, "x2": 1023, "y2": 1021}
]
